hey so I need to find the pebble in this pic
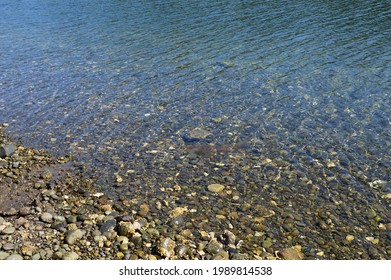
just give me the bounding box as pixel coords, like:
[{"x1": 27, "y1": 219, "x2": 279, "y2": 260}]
[
  {"x1": 2, "y1": 226, "x2": 16, "y2": 235},
  {"x1": 206, "y1": 239, "x2": 223, "y2": 254},
  {"x1": 19, "y1": 207, "x2": 31, "y2": 216},
  {"x1": 262, "y1": 239, "x2": 273, "y2": 249},
  {"x1": 346, "y1": 235, "x2": 355, "y2": 242},
  {"x1": 40, "y1": 212, "x2": 53, "y2": 223},
  {"x1": 3, "y1": 243, "x2": 15, "y2": 251},
  {"x1": 94, "y1": 235, "x2": 107, "y2": 248},
  {"x1": 100, "y1": 219, "x2": 117, "y2": 233},
  {"x1": 0, "y1": 251, "x2": 10, "y2": 260},
  {"x1": 278, "y1": 247, "x2": 304, "y2": 260},
  {"x1": 0, "y1": 126, "x2": 389, "y2": 261},
  {"x1": 65, "y1": 229, "x2": 85, "y2": 245},
  {"x1": 158, "y1": 237, "x2": 176, "y2": 258},
  {"x1": 207, "y1": 184, "x2": 225, "y2": 193},
  {"x1": 2, "y1": 208, "x2": 18, "y2": 216},
  {"x1": 5, "y1": 254, "x2": 23, "y2": 260},
  {"x1": 62, "y1": 251, "x2": 79, "y2": 260}
]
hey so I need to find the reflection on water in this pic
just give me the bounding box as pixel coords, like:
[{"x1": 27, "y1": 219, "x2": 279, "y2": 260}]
[{"x1": 0, "y1": 0, "x2": 390, "y2": 259}]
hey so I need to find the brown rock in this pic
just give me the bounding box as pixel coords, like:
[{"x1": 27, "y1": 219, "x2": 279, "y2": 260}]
[{"x1": 279, "y1": 247, "x2": 304, "y2": 260}]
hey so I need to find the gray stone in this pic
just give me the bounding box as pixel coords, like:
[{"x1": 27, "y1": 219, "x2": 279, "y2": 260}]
[
  {"x1": 65, "y1": 229, "x2": 85, "y2": 245},
  {"x1": 100, "y1": 219, "x2": 117, "y2": 233},
  {"x1": 0, "y1": 143, "x2": 16, "y2": 158},
  {"x1": 5, "y1": 254, "x2": 23, "y2": 260},
  {"x1": 2, "y1": 243, "x2": 15, "y2": 251},
  {"x1": 40, "y1": 212, "x2": 53, "y2": 223},
  {"x1": 0, "y1": 217, "x2": 4, "y2": 225},
  {"x1": 2, "y1": 226, "x2": 15, "y2": 235}
]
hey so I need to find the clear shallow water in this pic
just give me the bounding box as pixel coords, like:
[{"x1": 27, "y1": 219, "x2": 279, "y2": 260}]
[{"x1": 0, "y1": 0, "x2": 390, "y2": 258}]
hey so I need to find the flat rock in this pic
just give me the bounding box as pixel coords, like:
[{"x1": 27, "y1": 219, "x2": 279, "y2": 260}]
[
  {"x1": 189, "y1": 128, "x2": 211, "y2": 139},
  {"x1": 1, "y1": 226, "x2": 16, "y2": 235},
  {"x1": 207, "y1": 184, "x2": 225, "y2": 193},
  {"x1": 62, "y1": 251, "x2": 79, "y2": 260},
  {"x1": 3, "y1": 243, "x2": 15, "y2": 251},
  {"x1": 182, "y1": 128, "x2": 212, "y2": 143},
  {"x1": 5, "y1": 254, "x2": 23, "y2": 260},
  {"x1": 279, "y1": 247, "x2": 304, "y2": 260}
]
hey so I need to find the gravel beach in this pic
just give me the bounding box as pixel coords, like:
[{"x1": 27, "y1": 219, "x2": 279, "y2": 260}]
[{"x1": 0, "y1": 124, "x2": 389, "y2": 260}]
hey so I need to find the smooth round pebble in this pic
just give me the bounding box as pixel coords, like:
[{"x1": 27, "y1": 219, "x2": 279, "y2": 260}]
[
  {"x1": 5, "y1": 254, "x2": 23, "y2": 260},
  {"x1": 2, "y1": 226, "x2": 16, "y2": 235},
  {"x1": 207, "y1": 184, "x2": 225, "y2": 193},
  {"x1": 40, "y1": 212, "x2": 53, "y2": 223}
]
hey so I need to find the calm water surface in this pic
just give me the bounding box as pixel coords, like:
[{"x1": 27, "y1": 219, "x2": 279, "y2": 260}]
[{"x1": 0, "y1": 0, "x2": 390, "y2": 258}]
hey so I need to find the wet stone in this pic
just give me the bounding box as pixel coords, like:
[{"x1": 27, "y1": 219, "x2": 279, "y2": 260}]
[
  {"x1": 262, "y1": 239, "x2": 273, "y2": 249},
  {"x1": 158, "y1": 237, "x2": 176, "y2": 258},
  {"x1": 207, "y1": 184, "x2": 225, "y2": 193},
  {"x1": 206, "y1": 239, "x2": 223, "y2": 255},
  {"x1": 100, "y1": 219, "x2": 117, "y2": 233}
]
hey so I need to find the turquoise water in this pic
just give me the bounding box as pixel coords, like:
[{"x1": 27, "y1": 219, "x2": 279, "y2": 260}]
[{"x1": 0, "y1": 0, "x2": 390, "y2": 258}]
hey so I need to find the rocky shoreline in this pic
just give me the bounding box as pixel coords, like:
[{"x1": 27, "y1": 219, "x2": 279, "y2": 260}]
[
  {"x1": 0, "y1": 124, "x2": 389, "y2": 260},
  {"x1": 0, "y1": 124, "x2": 298, "y2": 260}
]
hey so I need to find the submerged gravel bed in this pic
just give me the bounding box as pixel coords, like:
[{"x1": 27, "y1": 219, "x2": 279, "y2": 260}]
[{"x1": 0, "y1": 124, "x2": 390, "y2": 260}]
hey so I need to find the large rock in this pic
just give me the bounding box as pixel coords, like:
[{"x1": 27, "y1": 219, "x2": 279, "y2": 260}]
[{"x1": 0, "y1": 143, "x2": 16, "y2": 158}]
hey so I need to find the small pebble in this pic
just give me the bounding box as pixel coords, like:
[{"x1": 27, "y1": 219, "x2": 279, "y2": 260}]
[
  {"x1": 346, "y1": 235, "x2": 355, "y2": 242},
  {"x1": 207, "y1": 184, "x2": 225, "y2": 193}
]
